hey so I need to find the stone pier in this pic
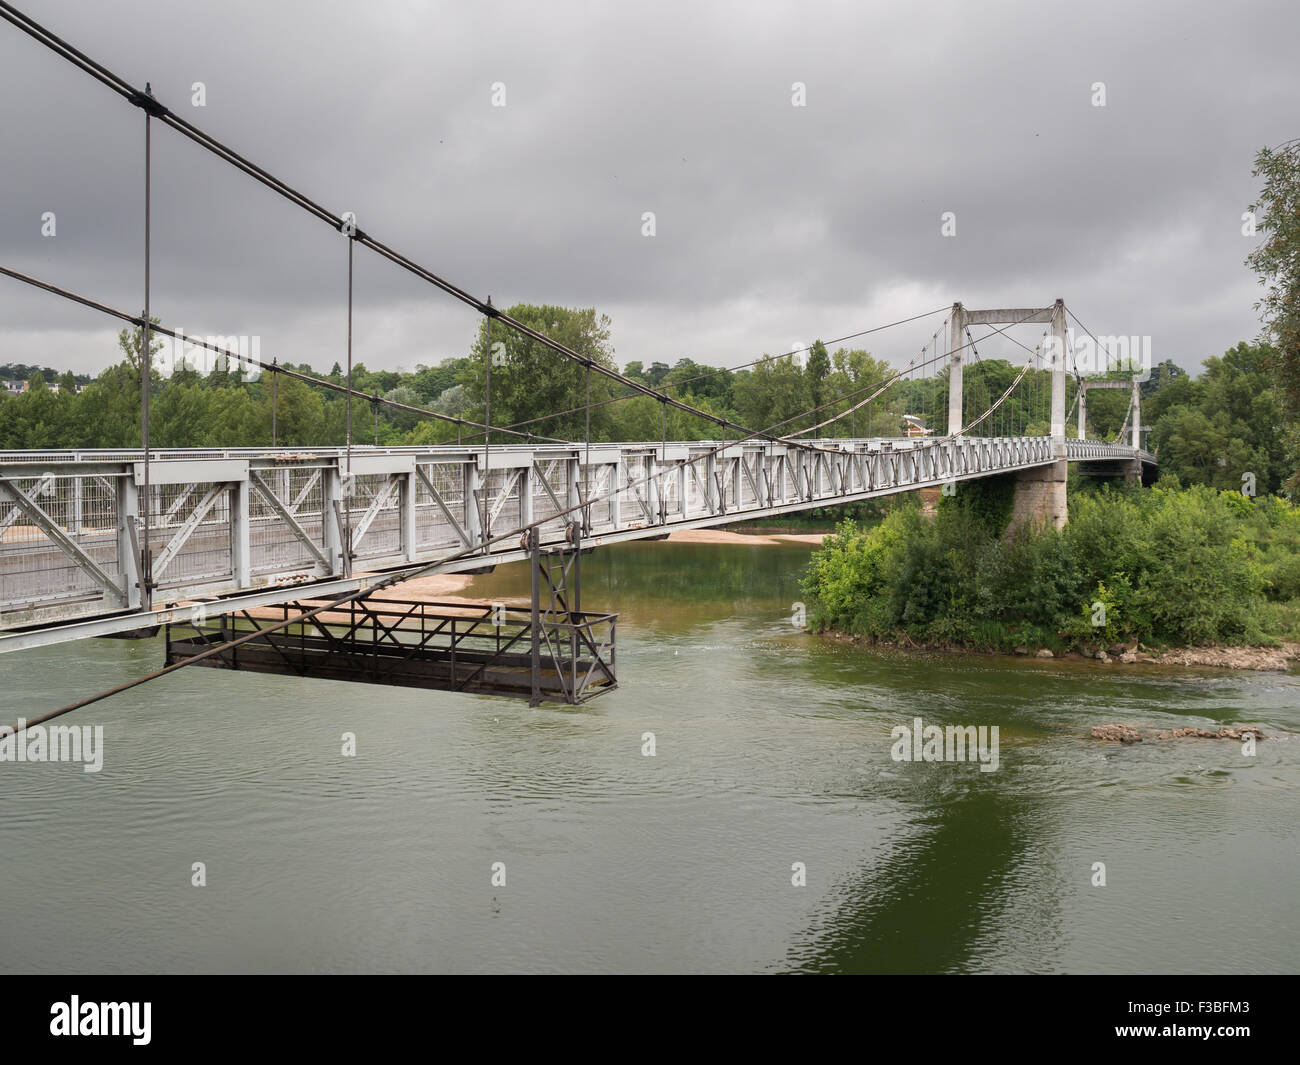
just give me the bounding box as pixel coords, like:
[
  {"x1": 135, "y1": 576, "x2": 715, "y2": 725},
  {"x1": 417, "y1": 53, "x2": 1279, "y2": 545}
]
[{"x1": 1007, "y1": 459, "x2": 1068, "y2": 533}]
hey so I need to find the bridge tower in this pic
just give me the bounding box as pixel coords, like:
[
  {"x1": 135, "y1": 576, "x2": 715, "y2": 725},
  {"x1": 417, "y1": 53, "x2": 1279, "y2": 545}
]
[
  {"x1": 948, "y1": 300, "x2": 1068, "y2": 531},
  {"x1": 947, "y1": 303, "x2": 967, "y2": 437},
  {"x1": 947, "y1": 300, "x2": 1066, "y2": 445},
  {"x1": 1077, "y1": 373, "x2": 1144, "y2": 481},
  {"x1": 1129, "y1": 376, "x2": 1142, "y2": 481}
]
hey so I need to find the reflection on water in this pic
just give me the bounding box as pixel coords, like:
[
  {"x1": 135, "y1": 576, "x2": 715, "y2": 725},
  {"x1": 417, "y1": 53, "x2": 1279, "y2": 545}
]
[
  {"x1": 468, "y1": 540, "x2": 813, "y2": 629},
  {"x1": 0, "y1": 539, "x2": 1295, "y2": 973}
]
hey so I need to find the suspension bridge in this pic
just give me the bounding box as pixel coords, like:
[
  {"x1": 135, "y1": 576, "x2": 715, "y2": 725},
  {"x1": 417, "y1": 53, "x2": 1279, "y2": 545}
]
[{"x1": 0, "y1": 4, "x2": 1155, "y2": 706}]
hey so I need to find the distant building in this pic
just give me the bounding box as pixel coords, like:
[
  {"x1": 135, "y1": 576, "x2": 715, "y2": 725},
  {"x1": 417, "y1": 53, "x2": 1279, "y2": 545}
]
[
  {"x1": 902, "y1": 414, "x2": 933, "y2": 438},
  {"x1": 2, "y1": 378, "x2": 88, "y2": 396}
]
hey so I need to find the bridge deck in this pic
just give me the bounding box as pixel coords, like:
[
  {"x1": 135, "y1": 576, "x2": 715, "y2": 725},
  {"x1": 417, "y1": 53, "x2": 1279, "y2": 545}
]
[{"x1": 0, "y1": 436, "x2": 1153, "y2": 651}]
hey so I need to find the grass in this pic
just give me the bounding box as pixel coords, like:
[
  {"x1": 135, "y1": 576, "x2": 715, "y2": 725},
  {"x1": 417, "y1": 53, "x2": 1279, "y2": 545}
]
[{"x1": 1254, "y1": 600, "x2": 1300, "y2": 642}]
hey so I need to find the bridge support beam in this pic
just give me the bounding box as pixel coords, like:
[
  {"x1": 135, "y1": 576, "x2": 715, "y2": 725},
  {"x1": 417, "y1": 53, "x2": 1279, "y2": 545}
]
[
  {"x1": 1130, "y1": 377, "x2": 1142, "y2": 481},
  {"x1": 1050, "y1": 298, "x2": 1067, "y2": 458},
  {"x1": 1007, "y1": 459, "x2": 1068, "y2": 534},
  {"x1": 947, "y1": 302, "x2": 966, "y2": 436},
  {"x1": 116, "y1": 475, "x2": 142, "y2": 610}
]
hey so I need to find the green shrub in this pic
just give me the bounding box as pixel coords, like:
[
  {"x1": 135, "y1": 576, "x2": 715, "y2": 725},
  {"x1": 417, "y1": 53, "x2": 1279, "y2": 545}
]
[{"x1": 804, "y1": 482, "x2": 1276, "y2": 648}]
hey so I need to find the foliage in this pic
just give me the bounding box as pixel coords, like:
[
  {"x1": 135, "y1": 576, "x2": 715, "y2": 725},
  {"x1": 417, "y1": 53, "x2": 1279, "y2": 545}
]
[
  {"x1": 1146, "y1": 341, "x2": 1286, "y2": 494},
  {"x1": 937, "y1": 475, "x2": 1015, "y2": 533},
  {"x1": 1246, "y1": 141, "x2": 1300, "y2": 491},
  {"x1": 803, "y1": 483, "x2": 1270, "y2": 649},
  {"x1": 0, "y1": 298, "x2": 1294, "y2": 518}
]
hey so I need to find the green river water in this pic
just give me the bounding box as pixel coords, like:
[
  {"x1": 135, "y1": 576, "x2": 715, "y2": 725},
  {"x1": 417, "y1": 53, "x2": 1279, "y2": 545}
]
[{"x1": 0, "y1": 539, "x2": 1295, "y2": 973}]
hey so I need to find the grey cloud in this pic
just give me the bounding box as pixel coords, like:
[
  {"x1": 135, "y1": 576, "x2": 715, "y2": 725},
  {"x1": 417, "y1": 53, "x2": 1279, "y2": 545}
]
[{"x1": 0, "y1": 0, "x2": 1294, "y2": 377}]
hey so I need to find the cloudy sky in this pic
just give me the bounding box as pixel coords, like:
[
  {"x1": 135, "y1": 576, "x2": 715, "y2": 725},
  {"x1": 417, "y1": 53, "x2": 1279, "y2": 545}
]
[{"x1": 0, "y1": 0, "x2": 1295, "y2": 382}]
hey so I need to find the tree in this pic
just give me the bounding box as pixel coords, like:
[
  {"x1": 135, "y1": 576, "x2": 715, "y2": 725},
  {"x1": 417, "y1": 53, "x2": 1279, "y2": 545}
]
[
  {"x1": 1247, "y1": 141, "x2": 1300, "y2": 489},
  {"x1": 1143, "y1": 366, "x2": 1202, "y2": 425},
  {"x1": 432, "y1": 384, "x2": 470, "y2": 417},
  {"x1": 733, "y1": 355, "x2": 810, "y2": 435},
  {"x1": 117, "y1": 317, "x2": 165, "y2": 372},
  {"x1": 408, "y1": 358, "x2": 468, "y2": 402},
  {"x1": 457, "y1": 305, "x2": 619, "y2": 442},
  {"x1": 74, "y1": 362, "x2": 141, "y2": 446},
  {"x1": 660, "y1": 358, "x2": 733, "y2": 409},
  {"x1": 805, "y1": 340, "x2": 831, "y2": 435},
  {"x1": 1141, "y1": 359, "x2": 1184, "y2": 400},
  {"x1": 1147, "y1": 341, "x2": 1285, "y2": 493},
  {"x1": 820, "y1": 347, "x2": 893, "y2": 437},
  {"x1": 383, "y1": 385, "x2": 423, "y2": 431}
]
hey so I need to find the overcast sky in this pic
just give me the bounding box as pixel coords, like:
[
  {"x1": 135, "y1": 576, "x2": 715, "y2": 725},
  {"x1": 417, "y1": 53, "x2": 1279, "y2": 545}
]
[{"x1": 1, "y1": 0, "x2": 1295, "y2": 381}]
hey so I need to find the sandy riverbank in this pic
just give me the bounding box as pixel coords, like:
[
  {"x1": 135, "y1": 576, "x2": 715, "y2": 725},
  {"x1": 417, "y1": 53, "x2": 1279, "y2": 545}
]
[
  {"x1": 367, "y1": 572, "x2": 480, "y2": 601},
  {"x1": 665, "y1": 528, "x2": 828, "y2": 546},
  {"x1": 232, "y1": 529, "x2": 824, "y2": 619},
  {"x1": 237, "y1": 571, "x2": 506, "y2": 621}
]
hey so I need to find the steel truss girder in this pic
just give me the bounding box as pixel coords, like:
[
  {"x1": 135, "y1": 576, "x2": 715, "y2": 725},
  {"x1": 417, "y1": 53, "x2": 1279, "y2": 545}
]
[
  {"x1": 415, "y1": 465, "x2": 474, "y2": 549},
  {"x1": 0, "y1": 476, "x2": 126, "y2": 604},
  {"x1": 0, "y1": 473, "x2": 53, "y2": 535},
  {"x1": 351, "y1": 474, "x2": 401, "y2": 548},
  {"x1": 248, "y1": 471, "x2": 330, "y2": 569},
  {"x1": 0, "y1": 437, "x2": 1155, "y2": 648},
  {"x1": 152, "y1": 481, "x2": 228, "y2": 579}
]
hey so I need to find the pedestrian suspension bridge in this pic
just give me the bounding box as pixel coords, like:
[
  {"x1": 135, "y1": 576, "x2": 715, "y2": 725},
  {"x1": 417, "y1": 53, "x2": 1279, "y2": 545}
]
[{"x1": 0, "y1": 3, "x2": 1155, "y2": 706}]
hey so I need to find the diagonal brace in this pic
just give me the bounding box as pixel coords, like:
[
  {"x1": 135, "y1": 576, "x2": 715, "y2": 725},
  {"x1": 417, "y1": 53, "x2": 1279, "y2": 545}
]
[
  {"x1": 415, "y1": 466, "x2": 474, "y2": 548},
  {"x1": 152, "y1": 482, "x2": 227, "y2": 578},
  {"x1": 0, "y1": 477, "x2": 126, "y2": 603},
  {"x1": 249, "y1": 471, "x2": 330, "y2": 568}
]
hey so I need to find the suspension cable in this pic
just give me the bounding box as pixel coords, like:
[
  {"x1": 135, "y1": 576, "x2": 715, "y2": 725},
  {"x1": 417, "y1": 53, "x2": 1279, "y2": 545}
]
[
  {"x1": 488, "y1": 306, "x2": 950, "y2": 435},
  {"x1": 0, "y1": 0, "x2": 832, "y2": 455},
  {"x1": 0, "y1": 264, "x2": 568, "y2": 444},
  {"x1": 784, "y1": 309, "x2": 1048, "y2": 439}
]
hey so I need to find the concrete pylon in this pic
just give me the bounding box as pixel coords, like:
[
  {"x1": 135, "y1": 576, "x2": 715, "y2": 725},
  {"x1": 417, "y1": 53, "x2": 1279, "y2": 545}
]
[
  {"x1": 1009, "y1": 298, "x2": 1068, "y2": 533},
  {"x1": 1007, "y1": 459, "x2": 1069, "y2": 534},
  {"x1": 1130, "y1": 377, "x2": 1141, "y2": 449},
  {"x1": 1050, "y1": 298, "x2": 1067, "y2": 457},
  {"x1": 1129, "y1": 375, "x2": 1142, "y2": 481},
  {"x1": 947, "y1": 302, "x2": 966, "y2": 437}
]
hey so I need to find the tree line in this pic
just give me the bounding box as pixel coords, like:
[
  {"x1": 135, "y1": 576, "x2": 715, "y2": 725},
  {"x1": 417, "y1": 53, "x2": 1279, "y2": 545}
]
[{"x1": 0, "y1": 306, "x2": 1288, "y2": 497}]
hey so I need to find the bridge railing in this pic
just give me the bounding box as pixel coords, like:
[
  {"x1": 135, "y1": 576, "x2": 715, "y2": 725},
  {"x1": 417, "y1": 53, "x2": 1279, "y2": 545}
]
[
  {"x1": 1, "y1": 434, "x2": 1112, "y2": 643},
  {"x1": 1066, "y1": 439, "x2": 1157, "y2": 463}
]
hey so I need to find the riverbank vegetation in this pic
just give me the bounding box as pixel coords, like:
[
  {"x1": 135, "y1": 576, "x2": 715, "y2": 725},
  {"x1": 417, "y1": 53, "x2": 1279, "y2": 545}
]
[
  {"x1": 797, "y1": 332, "x2": 1300, "y2": 651},
  {"x1": 0, "y1": 311, "x2": 917, "y2": 448},
  {"x1": 801, "y1": 480, "x2": 1300, "y2": 651},
  {"x1": 803, "y1": 140, "x2": 1300, "y2": 651}
]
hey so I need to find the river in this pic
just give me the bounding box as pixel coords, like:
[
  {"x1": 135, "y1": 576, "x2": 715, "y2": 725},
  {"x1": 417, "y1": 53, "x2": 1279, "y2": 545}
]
[{"x1": 1, "y1": 539, "x2": 1296, "y2": 973}]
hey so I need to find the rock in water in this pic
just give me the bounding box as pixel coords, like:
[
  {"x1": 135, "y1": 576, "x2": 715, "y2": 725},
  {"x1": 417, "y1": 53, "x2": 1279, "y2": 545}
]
[{"x1": 1091, "y1": 724, "x2": 1143, "y2": 743}]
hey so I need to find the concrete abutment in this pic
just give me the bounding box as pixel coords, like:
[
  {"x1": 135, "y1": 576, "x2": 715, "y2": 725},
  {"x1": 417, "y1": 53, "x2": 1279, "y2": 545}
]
[{"x1": 1006, "y1": 459, "x2": 1068, "y2": 534}]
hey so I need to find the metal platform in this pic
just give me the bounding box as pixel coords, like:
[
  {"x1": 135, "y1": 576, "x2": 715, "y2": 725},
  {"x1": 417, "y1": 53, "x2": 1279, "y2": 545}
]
[
  {"x1": 165, "y1": 597, "x2": 617, "y2": 705},
  {"x1": 163, "y1": 530, "x2": 616, "y2": 705}
]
